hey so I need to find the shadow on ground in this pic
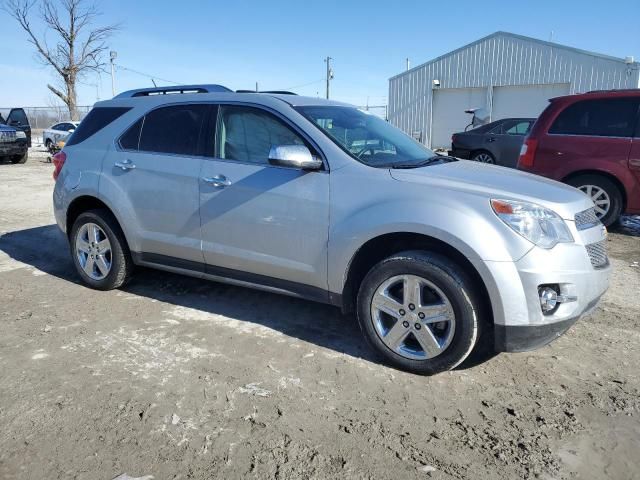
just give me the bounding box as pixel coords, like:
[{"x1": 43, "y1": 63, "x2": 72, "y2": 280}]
[{"x1": 0, "y1": 224, "x2": 502, "y2": 372}]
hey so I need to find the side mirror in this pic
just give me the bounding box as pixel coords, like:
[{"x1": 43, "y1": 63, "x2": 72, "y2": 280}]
[{"x1": 268, "y1": 145, "x2": 322, "y2": 170}]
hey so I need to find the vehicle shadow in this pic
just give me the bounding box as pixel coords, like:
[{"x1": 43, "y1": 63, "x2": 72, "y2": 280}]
[
  {"x1": 0, "y1": 224, "x2": 376, "y2": 365},
  {"x1": 609, "y1": 215, "x2": 640, "y2": 238}
]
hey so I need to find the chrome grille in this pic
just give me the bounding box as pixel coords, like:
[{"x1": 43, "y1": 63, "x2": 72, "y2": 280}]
[
  {"x1": 585, "y1": 240, "x2": 608, "y2": 269},
  {"x1": 0, "y1": 131, "x2": 17, "y2": 143},
  {"x1": 574, "y1": 207, "x2": 600, "y2": 230}
]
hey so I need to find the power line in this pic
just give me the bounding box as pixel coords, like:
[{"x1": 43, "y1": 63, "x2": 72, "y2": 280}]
[{"x1": 114, "y1": 64, "x2": 183, "y2": 85}]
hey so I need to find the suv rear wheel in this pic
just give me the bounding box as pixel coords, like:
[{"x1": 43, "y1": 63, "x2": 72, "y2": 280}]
[
  {"x1": 70, "y1": 209, "x2": 133, "y2": 290},
  {"x1": 357, "y1": 251, "x2": 481, "y2": 375},
  {"x1": 10, "y1": 151, "x2": 28, "y2": 164},
  {"x1": 567, "y1": 174, "x2": 623, "y2": 227}
]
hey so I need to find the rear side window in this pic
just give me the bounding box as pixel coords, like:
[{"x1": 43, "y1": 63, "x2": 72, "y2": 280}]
[
  {"x1": 67, "y1": 107, "x2": 131, "y2": 146},
  {"x1": 549, "y1": 98, "x2": 639, "y2": 137},
  {"x1": 7, "y1": 108, "x2": 29, "y2": 126},
  {"x1": 139, "y1": 104, "x2": 208, "y2": 156},
  {"x1": 119, "y1": 118, "x2": 143, "y2": 150}
]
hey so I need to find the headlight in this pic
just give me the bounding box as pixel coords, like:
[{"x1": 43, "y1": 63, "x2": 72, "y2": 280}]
[
  {"x1": 15, "y1": 131, "x2": 26, "y2": 139},
  {"x1": 491, "y1": 199, "x2": 574, "y2": 249}
]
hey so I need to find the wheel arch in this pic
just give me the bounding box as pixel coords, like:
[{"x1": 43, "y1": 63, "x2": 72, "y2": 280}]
[
  {"x1": 66, "y1": 195, "x2": 131, "y2": 248},
  {"x1": 340, "y1": 232, "x2": 494, "y2": 325},
  {"x1": 562, "y1": 169, "x2": 627, "y2": 210},
  {"x1": 470, "y1": 149, "x2": 495, "y2": 161}
]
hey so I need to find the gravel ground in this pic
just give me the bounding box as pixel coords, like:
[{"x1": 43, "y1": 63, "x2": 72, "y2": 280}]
[{"x1": 1, "y1": 147, "x2": 639, "y2": 480}]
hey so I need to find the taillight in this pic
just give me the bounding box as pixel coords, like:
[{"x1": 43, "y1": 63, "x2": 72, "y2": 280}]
[
  {"x1": 518, "y1": 138, "x2": 538, "y2": 169},
  {"x1": 451, "y1": 134, "x2": 457, "y2": 145},
  {"x1": 52, "y1": 151, "x2": 66, "y2": 180}
]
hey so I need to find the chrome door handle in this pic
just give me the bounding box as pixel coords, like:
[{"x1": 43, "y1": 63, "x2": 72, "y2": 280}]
[
  {"x1": 202, "y1": 174, "x2": 231, "y2": 188},
  {"x1": 115, "y1": 159, "x2": 136, "y2": 171}
]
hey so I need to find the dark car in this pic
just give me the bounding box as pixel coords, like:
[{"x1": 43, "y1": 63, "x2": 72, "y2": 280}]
[
  {"x1": 518, "y1": 89, "x2": 640, "y2": 227},
  {"x1": 0, "y1": 123, "x2": 28, "y2": 164},
  {"x1": 0, "y1": 108, "x2": 31, "y2": 147},
  {"x1": 450, "y1": 118, "x2": 535, "y2": 167}
]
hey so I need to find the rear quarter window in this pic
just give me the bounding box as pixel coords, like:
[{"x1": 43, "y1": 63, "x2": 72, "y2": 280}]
[
  {"x1": 549, "y1": 98, "x2": 640, "y2": 138},
  {"x1": 66, "y1": 107, "x2": 131, "y2": 146}
]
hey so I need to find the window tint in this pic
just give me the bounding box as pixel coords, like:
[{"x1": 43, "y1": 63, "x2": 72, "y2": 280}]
[
  {"x1": 139, "y1": 104, "x2": 208, "y2": 156},
  {"x1": 216, "y1": 105, "x2": 305, "y2": 164},
  {"x1": 119, "y1": 118, "x2": 144, "y2": 150},
  {"x1": 549, "y1": 98, "x2": 639, "y2": 137},
  {"x1": 67, "y1": 107, "x2": 131, "y2": 146},
  {"x1": 505, "y1": 121, "x2": 531, "y2": 135},
  {"x1": 51, "y1": 123, "x2": 63, "y2": 131}
]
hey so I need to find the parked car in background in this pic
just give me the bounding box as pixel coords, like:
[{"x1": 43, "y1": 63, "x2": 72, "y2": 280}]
[
  {"x1": 450, "y1": 118, "x2": 535, "y2": 167},
  {"x1": 518, "y1": 90, "x2": 640, "y2": 226},
  {"x1": 43, "y1": 121, "x2": 79, "y2": 152},
  {"x1": 1, "y1": 108, "x2": 31, "y2": 147},
  {"x1": 0, "y1": 123, "x2": 28, "y2": 163},
  {"x1": 53, "y1": 85, "x2": 609, "y2": 375}
]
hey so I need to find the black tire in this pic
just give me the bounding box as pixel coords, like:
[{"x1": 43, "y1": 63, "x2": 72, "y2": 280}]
[
  {"x1": 566, "y1": 174, "x2": 623, "y2": 227},
  {"x1": 471, "y1": 150, "x2": 495, "y2": 164},
  {"x1": 69, "y1": 209, "x2": 133, "y2": 290},
  {"x1": 357, "y1": 250, "x2": 482, "y2": 375},
  {"x1": 45, "y1": 139, "x2": 53, "y2": 152},
  {"x1": 10, "y1": 151, "x2": 28, "y2": 164}
]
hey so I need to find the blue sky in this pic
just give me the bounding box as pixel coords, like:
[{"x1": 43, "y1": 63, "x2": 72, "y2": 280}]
[{"x1": 1, "y1": 0, "x2": 639, "y2": 108}]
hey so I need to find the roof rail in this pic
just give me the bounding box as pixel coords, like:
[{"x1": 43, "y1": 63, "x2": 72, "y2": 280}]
[
  {"x1": 114, "y1": 84, "x2": 232, "y2": 99},
  {"x1": 235, "y1": 90, "x2": 298, "y2": 95}
]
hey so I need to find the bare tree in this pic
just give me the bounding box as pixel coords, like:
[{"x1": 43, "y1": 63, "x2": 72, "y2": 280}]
[{"x1": 3, "y1": 0, "x2": 117, "y2": 119}]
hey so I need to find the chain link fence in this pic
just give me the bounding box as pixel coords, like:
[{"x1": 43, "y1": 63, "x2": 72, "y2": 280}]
[{"x1": 0, "y1": 106, "x2": 92, "y2": 131}]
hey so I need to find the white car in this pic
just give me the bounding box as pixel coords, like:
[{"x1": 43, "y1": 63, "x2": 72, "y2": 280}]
[{"x1": 43, "y1": 121, "x2": 79, "y2": 151}]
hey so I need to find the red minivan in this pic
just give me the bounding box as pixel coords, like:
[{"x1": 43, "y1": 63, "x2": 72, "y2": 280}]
[{"x1": 518, "y1": 90, "x2": 640, "y2": 226}]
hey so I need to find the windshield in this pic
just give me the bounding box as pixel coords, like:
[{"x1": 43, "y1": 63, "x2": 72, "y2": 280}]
[{"x1": 296, "y1": 106, "x2": 437, "y2": 168}]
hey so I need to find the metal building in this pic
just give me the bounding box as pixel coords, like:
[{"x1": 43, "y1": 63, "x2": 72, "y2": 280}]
[{"x1": 388, "y1": 31, "x2": 640, "y2": 149}]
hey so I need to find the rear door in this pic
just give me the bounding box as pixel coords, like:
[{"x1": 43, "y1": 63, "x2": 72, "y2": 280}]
[
  {"x1": 100, "y1": 103, "x2": 209, "y2": 266},
  {"x1": 198, "y1": 103, "x2": 330, "y2": 295},
  {"x1": 492, "y1": 119, "x2": 532, "y2": 167}
]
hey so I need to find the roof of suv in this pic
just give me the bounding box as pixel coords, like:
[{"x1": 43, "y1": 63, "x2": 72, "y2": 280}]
[{"x1": 550, "y1": 88, "x2": 640, "y2": 103}]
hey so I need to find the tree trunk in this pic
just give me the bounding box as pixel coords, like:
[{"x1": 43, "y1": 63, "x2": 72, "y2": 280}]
[{"x1": 66, "y1": 76, "x2": 78, "y2": 120}]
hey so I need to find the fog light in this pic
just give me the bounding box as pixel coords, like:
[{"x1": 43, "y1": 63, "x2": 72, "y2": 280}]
[{"x1": 539, "y1": 287, "x2": 558, "y2": 313}]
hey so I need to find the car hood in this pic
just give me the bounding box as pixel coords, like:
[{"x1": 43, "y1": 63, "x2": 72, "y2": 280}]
[
  {"x1": 389, "y1": 160, "x2": 592, "y2": 220},
  {"x1": 0, "y1": 124, "x2": 16, "y2": 132}
]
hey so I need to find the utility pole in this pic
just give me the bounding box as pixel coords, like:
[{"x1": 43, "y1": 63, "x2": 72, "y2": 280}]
[
  {"x1": 110, "y1": 51, "x2": 117, "y2": 96},
  {"x1": 406, "y1": 57, "x2": 410, "y2": 71},
  {"x1": 325, "y1": 56, "x2": 333, "y2": 99}
]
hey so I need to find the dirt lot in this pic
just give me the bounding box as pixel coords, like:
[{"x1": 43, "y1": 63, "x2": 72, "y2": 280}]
[{"x1": 1, "y1": 147, "x2": 639, "y2": 480}]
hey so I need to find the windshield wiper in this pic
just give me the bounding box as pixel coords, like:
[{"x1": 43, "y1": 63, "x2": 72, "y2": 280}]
[{"x1": 388, "y1": 155, "x2": 457, "y2": 169}]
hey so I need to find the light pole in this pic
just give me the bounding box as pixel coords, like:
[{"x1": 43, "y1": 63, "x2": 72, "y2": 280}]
[
  {"x1": 110, "y1": 51, "x2": 118, "y2": 96},
  {"x1": 325, "y1": 56, "x2": 333, "y2": 99}
]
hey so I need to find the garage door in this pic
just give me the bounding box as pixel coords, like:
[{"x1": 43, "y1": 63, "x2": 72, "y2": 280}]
[
  {"x1": 431, "y1": 88, "x2": 487, "y2": 149},
  {"x1": 491, "y1": 83, "x2": 570, "y2": 120}
]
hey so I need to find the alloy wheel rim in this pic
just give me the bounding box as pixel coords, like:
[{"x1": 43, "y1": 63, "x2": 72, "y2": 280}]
[
  {"x1": 579, "y1": 185, "x2": 610, "y2": 218},
  {"x1": 370, "y1": 274, "x2": 456, "y2": 360},
  {"x1": 475, "y1": 153, "x2": 493, "y2": 163},
  {"x1": 76, "y1": 223, "x2": 112, "y2": 280}
]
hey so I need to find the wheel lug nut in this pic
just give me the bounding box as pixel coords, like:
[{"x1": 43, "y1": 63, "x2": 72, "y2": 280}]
[
  {"x1": 399, "y1": 309, "x2": 405, "y2": 316},
  {"x1": 402, "y1": 321, "x2": 409, "y2": 328},
  {"x1": 418, "y1": 312, "x2": 425, "y2": 320},
  {"x1": 415, "y1": 323, "x2": 421, "y2": 330},
  {"x1": 408, "y1": 304, "x2": 415, "y2": 311}
]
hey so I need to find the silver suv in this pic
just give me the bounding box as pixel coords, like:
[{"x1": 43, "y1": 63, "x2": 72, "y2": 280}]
[{"x1": 53, "y1": 85, "x2": 610, "y2": 374}]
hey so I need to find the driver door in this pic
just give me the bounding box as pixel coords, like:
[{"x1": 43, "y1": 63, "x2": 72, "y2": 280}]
[{"x1": 199, "y1": 104, "x2": 330, "y2": 296}]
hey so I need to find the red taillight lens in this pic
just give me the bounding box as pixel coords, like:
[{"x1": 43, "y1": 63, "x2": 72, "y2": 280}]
[
  {"x1": 518, "y1": 138, "x2": 538, "y2": 169},
  {"x1": 52, "y1": 151, "x2": 66, "y2": 180}
]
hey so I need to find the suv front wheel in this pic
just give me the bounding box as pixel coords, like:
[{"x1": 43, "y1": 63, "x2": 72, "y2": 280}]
[
  {"x1": 70, "y1": 209, "x2": 133, "y2": 290},
  {"x1": 357, "y1": 251, "x2": 481, "y2": 375}
]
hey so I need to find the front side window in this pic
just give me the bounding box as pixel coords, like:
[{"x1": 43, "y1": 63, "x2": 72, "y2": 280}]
[
  {"x1": 139, "y1": 104, "x2": 208, "y2": 156},
  {"x1": 296, "y1": 106, "x2": 437, "y2": 168},
  {"x1": 216, "y1": 105, "x2": 306, "y2": 164},
  {"x1": 549, "y1": 98, "x2": 639, "y2": 137},
  {"x1": 119, "y1": 118, "x2": 144, "y2": 151}
]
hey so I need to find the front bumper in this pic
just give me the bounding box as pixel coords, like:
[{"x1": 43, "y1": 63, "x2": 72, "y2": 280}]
[
  {"x1": 481, "y1": 223, "x2": 610, "y2": 352},
  {"x1": 0, "y1": 141, "x2": 27, "y2": 156}
]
